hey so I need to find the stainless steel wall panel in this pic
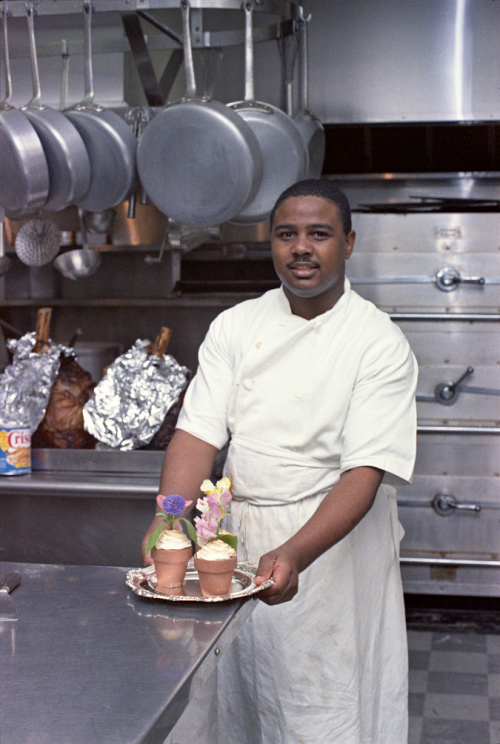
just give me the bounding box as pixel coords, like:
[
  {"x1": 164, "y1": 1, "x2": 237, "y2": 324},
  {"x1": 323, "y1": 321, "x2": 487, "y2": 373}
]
[
  {"x1": 352, "y1": 213, "x2": 500, "y2": 256},
  {"x1": 413, "y1": 435, "x2": 499, "y2": 477},
  {"x1": 338, "y1": 175, "x2": 500, "y2": 212},
  {"x1": 347, "y1": 256, "x2": 500, "y2": 311},
  {"x1": 395, "y1": 323, "x2": 500, "y2": 366},
  {"x1": 416, "y1": 368, "x2": 500, "y2": 424},
  {"x1": 398, "y1": 512, "x2": 499, "y2": 560},
  {"x1": 400, "y1": 563, "x2": 500, "y2": 597},
  {"x1": 303, "y1": 0, "x2": 500, "y2": 124}
]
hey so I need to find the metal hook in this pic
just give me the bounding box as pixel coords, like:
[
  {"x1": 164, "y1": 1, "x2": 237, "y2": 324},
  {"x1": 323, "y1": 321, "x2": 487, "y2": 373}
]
[
  {"x1": 298, "y1": 6, "x2": 312, "y2": 23},
  {"x1": 144, "y1": 228, "x2": 168, "y2": 264}
]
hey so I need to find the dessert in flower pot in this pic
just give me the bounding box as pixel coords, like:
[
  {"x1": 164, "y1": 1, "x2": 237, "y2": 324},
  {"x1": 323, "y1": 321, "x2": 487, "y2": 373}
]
[
  {"x1": 193, "y1": 478, "x2": 238, "y2": 598},
  {"x1": 145, "y1": 494, "x2": 194, "y2": 591}
]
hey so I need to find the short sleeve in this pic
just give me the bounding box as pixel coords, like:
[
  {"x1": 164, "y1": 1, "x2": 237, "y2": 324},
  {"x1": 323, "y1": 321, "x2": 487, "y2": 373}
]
[
  {"x1": 340, "y1": 327, "x2": 418, "y2": 484},
  {"x1": 176, "y1": 312, "x2": 234, "y2": 450}
]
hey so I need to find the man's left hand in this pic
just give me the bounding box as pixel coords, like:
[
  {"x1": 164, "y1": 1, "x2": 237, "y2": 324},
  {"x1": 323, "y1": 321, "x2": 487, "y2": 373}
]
[{"x1": 253, "y1": 545, "x2": 300, "y2": 605}]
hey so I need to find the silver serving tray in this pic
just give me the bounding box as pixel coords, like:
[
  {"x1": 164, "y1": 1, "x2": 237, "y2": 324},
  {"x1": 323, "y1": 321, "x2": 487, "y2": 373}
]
[{"x1": 126, "y1": 560, "x2": 274, "y2": 603}]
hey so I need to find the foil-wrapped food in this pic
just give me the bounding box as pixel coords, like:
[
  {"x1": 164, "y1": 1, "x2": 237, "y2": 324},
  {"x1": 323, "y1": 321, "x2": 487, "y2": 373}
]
[
  {"x1": 0, "y1": 308, "x2": 97, "y2": 448},
  {"x1": 83, "y1": 328, "x2": 190, "y2": 450},
  {"x1": 0, "y1": 309, "x2": 62, "y2": 431}
]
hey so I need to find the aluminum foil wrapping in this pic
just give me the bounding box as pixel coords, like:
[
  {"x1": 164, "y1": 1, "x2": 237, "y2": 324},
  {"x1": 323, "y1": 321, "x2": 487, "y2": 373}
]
[
  {"x1": 82, "y1": 339, "x2": 190, "y2": 450},
  {"x1": 0, "y1": 332, "x2": 71, "y2": 432}
]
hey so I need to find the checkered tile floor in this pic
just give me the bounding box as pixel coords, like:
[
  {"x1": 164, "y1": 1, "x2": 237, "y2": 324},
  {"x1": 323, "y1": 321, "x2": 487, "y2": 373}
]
[{"x1": 408, "y1": 630, "x2": 500, "y2": 744}]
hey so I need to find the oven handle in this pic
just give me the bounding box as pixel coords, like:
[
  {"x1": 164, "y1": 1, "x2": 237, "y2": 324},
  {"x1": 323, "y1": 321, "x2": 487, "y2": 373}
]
[
  {"x1": 390, "y1": 313, "x2": 500, "y2": 321},
  {"x1": 400, "y1": 556, "x2": 500, "y2": 568},
  {"x1": 416, "y1": 366, "x2": 500, "y2": 405},
  {"x1": 417, "y1": 425, "x2": 500, "y2": 434},
  {"x1": 350, "y1": 267, "x2": 500, "y2": 291},
  {"x1": 431, "y1": 492, "x2": 481, "y2": 516}
]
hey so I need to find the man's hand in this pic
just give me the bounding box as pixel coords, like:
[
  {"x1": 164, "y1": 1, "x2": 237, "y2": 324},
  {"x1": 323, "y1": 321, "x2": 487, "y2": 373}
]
[{"x1": 253, "y1": 545, "x2": 300, "y2": 605}]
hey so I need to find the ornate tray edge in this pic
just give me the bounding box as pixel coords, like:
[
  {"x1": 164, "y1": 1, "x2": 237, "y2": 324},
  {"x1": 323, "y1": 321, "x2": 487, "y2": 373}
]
[{"x1": 126, "y1": 561, "x2": 274, "y2": 603}]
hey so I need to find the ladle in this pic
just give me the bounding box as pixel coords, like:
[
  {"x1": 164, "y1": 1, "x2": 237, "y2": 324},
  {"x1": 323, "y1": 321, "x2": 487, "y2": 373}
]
[{"x1": 53, "y1": 209, "x2": 101, "y2": 280}]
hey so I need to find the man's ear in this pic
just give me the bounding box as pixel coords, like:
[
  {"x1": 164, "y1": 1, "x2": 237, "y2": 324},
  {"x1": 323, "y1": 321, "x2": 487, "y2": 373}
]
[{"x1": 345, "y1": 230, "x2": 356, "y2": 259}]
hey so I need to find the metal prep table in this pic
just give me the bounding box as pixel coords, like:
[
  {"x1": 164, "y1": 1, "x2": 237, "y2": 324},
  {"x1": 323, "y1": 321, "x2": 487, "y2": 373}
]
[
  {"x1": 0, "y1": 561, "x2": 257, "y2": 744},
  {"x1": 0, "y1": 449, "x2": 229, "y2": 568},
  {"x1": 0, "y1": 451, "x2": 164, "y2": 567}
]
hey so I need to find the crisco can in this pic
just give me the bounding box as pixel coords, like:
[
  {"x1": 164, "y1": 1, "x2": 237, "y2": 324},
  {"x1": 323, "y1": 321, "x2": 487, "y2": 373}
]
[{"x1": 0, "y1": 426, "x2": 31, "y2": 475}]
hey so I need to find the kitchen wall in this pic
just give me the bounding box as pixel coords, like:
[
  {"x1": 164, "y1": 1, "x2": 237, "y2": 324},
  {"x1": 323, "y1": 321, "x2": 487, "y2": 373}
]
[{"x1": 4, "y1": 0, "x2": 500, "y2": 123}]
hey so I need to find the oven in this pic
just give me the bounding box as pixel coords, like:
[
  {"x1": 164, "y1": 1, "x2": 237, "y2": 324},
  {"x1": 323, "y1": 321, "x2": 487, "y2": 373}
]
[{"x1": 337, "y1": 173, "x2": 500, "y2": 597}]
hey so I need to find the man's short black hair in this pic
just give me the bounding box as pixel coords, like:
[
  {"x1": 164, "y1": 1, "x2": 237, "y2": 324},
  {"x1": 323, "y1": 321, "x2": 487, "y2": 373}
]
[{"x1": 269, "y1": 179, "x2": 352, "y2": 235}]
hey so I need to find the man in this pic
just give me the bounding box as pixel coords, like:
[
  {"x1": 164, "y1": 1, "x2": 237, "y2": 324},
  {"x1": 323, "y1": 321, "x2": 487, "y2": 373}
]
[{"x1": 142, "y1": 179, "x2": 418, "y2": 743}]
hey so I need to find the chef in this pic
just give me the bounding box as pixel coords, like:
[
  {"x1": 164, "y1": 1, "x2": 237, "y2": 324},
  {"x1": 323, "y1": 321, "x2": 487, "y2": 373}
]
[{"x1": 142, "y1": 179, "x2": 418, "y2": 744}]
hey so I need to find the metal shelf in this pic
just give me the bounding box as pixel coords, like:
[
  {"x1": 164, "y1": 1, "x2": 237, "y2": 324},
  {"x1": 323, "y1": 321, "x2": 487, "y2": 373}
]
[
  {"x1": 5, "y1": 0, "x2": 299, "y2": 19},
  {"x1": 0, "y1": 294, "x2": 260, "y2": 307},
  {"x1": 3, "y1": 298, "x2": 500, "y2": 320},
  {"x1": 6, "y1": 0, "x2": 302, "y2": 61}
]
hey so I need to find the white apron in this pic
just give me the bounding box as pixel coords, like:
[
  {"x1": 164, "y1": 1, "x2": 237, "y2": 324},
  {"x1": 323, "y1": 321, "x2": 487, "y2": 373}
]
[{"x1": 217, "y1": 439, "x2": 408, "y2": 744}]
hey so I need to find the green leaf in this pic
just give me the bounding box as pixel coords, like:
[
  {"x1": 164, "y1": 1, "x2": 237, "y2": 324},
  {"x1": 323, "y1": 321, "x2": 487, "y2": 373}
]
[
  {"x1": 181, "y1": 517, "x2": 198, "y2": 545},
  {"x1": 217, "y1": 533, "x2": 238, "y2": 551},
  {"x1": 145, "y1": 523, "x2": 163, "y2": 556}
]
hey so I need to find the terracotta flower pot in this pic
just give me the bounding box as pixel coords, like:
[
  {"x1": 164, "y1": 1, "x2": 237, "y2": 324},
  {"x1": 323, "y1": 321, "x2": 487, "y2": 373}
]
[
  {"x1": 194, "y1": 554, "x2": 237, "y2": 598},
  {"x1": 152, "y1": 546, "x2": 192, "y2": 591}
]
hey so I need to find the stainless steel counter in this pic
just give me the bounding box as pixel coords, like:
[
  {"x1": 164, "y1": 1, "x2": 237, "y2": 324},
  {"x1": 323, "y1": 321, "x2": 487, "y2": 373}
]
[
  {"x1": 0, "y1": 470, "x2": 158, "y2": 497},
  {"x1": 0, "y1": 449, "x2": 228, "y2": 568},
  {"x1": 0, "y1": 451, "x2": 164, "y2": 566},
  {"x1": 0, "y1": 562, "x2": 257, "y2": 744}
]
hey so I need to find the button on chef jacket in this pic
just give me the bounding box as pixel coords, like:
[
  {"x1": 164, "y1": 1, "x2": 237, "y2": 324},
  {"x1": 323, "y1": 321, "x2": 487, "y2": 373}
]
[{"x1": 177, "y1": 280, "x2": 418, "y2": 744}]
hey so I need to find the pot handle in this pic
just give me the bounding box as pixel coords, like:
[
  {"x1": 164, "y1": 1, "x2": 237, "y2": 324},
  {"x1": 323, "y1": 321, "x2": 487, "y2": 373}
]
[
  {"x1": 277, "y1": 33, "x2": 299, "y2": 117},
  {"x1": 0, "y1": 5, "x2": 13, "y2": 108},
  {"x1": 60, "y1": 39, "x2": 69, "y2": 111},
  {"x1": 298, "y1": 9, "x2": 312, "y2": 112},
  {"x1": 200, "y1": 47, "x2": 223, "y2": 100},
  {"x1": 25, "y1": 3, "x2": 43, "y2": 108},
  {"x1": 81, "y1": 0, "x2": 96, "y2": 107},
  {"x1": 243, "y1": 1, "x2": 254, "y2": 102},
  {"x1": 181, "y1": 0, "x2": 197, "y2": 99}
]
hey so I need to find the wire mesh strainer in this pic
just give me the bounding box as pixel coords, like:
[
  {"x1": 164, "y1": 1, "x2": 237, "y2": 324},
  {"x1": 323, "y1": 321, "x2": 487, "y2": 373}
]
[{"x1": 15, "y1": 217, "x2": 60, "y2": 266}]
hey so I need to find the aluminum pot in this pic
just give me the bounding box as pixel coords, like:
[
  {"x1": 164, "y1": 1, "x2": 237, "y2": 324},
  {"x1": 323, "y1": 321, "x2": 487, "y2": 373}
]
[
  {"x1": 293, "y1": 16, "x2": 325, "y2": 179},
  {"x1": 65, "y1": 1, "x2": 137, "y2": 212},
  {"x1": 137, "y1": 0, "x2": 263, "y2": 228},
  {"x1": 229, "y1": 2, "x2": 307, "y2": 225},
  {"x1": 0, "y1": 6, "x2": 48, "y2": 216},
  {"x1": 21, "y1": 4, "x2": 91, "y2": 211}
]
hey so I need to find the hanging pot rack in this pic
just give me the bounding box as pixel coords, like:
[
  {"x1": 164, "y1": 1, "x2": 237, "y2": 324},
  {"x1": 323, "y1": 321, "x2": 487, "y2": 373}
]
[{"x1": 4, "y1": 1, "x2": 303, "y2": 55}]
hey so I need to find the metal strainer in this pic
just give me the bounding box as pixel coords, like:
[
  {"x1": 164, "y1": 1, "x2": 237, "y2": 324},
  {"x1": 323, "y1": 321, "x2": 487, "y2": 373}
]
[{"x1": 15, "y1": 217, "x2": 60, "y2": 266}]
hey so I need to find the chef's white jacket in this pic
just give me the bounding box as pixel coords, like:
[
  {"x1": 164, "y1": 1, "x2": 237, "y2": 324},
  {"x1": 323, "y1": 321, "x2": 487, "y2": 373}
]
[{"x1": 177, "y1": 280, "x2": 418, "y2": 744}]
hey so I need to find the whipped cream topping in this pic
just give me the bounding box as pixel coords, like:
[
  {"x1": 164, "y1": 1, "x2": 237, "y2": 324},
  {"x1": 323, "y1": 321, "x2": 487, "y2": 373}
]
[
  {"x1": 155, "y1": 528, "x2": 191, "y2": 551},
  {"x1": 197, "y1": 538, "x2": 236, "y2": 561}
]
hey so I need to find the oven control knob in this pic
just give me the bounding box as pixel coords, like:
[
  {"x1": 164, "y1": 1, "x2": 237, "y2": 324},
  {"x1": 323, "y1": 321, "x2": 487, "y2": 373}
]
[
  {"x1": 432, "y1": 492, "x2": 481, "y2": 516},
  {"x1": 435, "y1": 267, "x2": 485, "y2": 292}
]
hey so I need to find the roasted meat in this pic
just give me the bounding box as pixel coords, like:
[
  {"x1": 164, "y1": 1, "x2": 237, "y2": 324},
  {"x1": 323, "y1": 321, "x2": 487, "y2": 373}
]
[
  {"x1": 32, "y1": 354, "x2": 96, "y2": 449},
  {"x1": 141, "y1": 382, "x2": 190, "y2": 450}
]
